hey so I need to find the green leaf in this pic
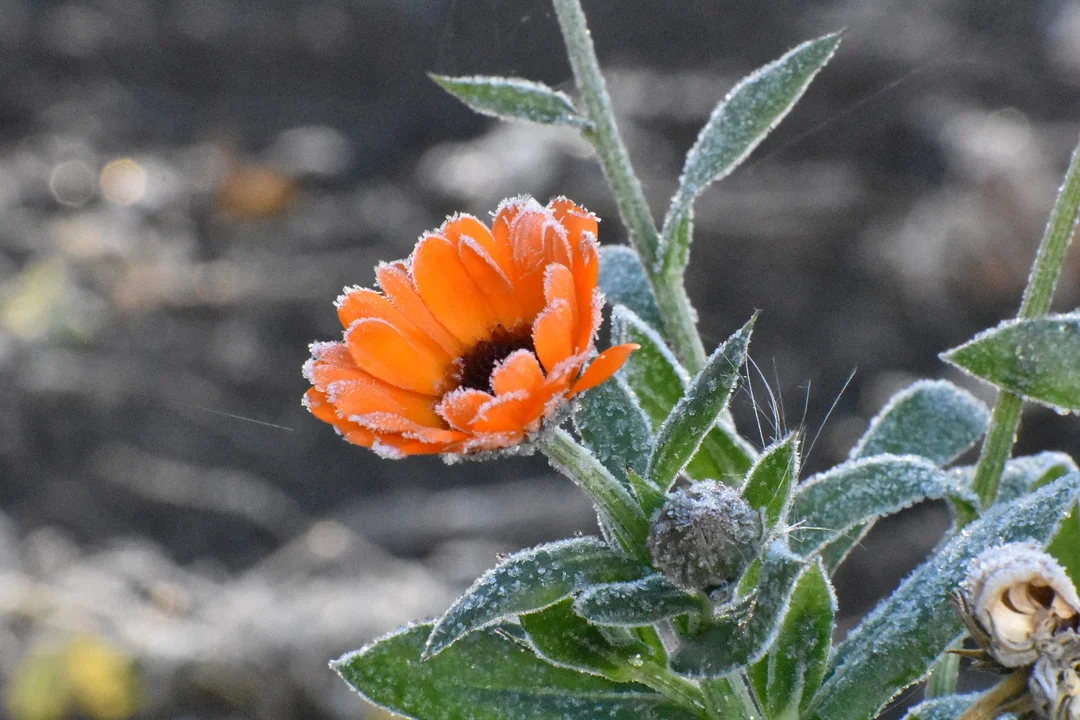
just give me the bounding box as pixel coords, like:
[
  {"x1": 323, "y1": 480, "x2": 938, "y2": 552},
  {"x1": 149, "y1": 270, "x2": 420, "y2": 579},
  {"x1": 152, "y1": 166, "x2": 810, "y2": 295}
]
[
  {"x1": 662, "y1": 33, "x2": 842, "y2": 268},
  {"x1": 598, "y1": 247, "x2": 663, "y2": 331},
  {"x1": 817, "y1": 525, "x2": 871, "y2": 574},
  {"x1": 627, "y1": 468, "x2": 667, "y2": 517},
  {"x1": 1047, "y1": 502, "x2": 1080, "y2": 590},
  {"x1": 990, "y1": 451, "x2": 1078, "y2": 503},
  {"x1": 752, "y1": 560, "x2": 835, "y2": 719},
  {"x1": 647, "y1": 316, "x2": 755, "y2": 490},
  {"x1": 691, "y1": 421, "x2": 757, "y2": 485},
  {"x1": 574, "y1": 574, "x2": 707, "y2": 626},
  {"x1": 941, "y1": 312, "x2": 1080, "y2": 412},
  {"x1": 804, "y1": 473, "x2": 1080, "y2": 720},
  {"x1": 430, "y1": 74, "x2": 592, "y2": 129},
  {"x1": 850, "y1": 380, "x2": 989, "y2": 465},
  {"x1": 574, "y1": 375, "x2": 653, "y2": 485},
  {"x1": 788, "y1": 454, "x2": 969, "y2": 556},
  {"x1": 741, "y1": 434, "x2": 800, "y2": 531},
  {"x1": 901, "y1": 694, "x2": 978, "y2": 720},
  {"x1": 671, "y1": 540, "x2": 808, "y2": 677},
  {"x1": 335, "y1": 622, "x2": 697, "y2": 720},
  {"x1": 424, "y1": 537, "x2": 651, "y2": 657}
]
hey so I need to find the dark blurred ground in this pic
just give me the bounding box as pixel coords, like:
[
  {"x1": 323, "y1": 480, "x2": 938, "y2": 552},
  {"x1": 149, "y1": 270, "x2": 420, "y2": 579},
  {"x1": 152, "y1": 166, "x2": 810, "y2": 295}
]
[{"x1": 1, "y1": 0, "x2": 1079, "y2": 718}]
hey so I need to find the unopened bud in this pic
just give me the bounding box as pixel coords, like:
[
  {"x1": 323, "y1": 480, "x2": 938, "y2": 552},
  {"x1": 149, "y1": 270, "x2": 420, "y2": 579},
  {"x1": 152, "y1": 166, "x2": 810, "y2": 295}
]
[
  {"x1": 961, "y1": 542, "x2": 1080, "y2": 668},
  {"x1": 646, "y1": 481, "x2": 763, "y2": 591},
  {"x1": 1030, "y1": 630, "x2": 1080, "y2": 720}
]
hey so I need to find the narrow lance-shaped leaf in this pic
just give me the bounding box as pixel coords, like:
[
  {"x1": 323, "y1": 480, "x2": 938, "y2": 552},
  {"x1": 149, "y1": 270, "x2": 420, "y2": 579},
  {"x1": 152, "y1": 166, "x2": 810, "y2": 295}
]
[
  {"x1": 741, "y1": 433, "x2": 800, "y2": 532},
  {"x1": 941, "y1": 312, "x2": 1080, "y2": 412},
  {"x1": 1047, "y1": 502, "x2": 1080, "y2": 591},
  {"x1": 804, "y1": 473, "x2": 1080, "y2": 720},
  {"x1": 424, "y1": 537, "x2": 651, "y2": 658},
  {"x1": 984, "y1": 451, "x2": 1078, "y2": 504},
  {"x1": 335, "y1": 623, "x2": 698, "y2": 720},
  {"x1": 627, "y1": 468, "x2": 667, "y2": 518},
  {"x1": 574, "y1": 574, "x2": 707, "y2": 627},
  {"x1": 671, "y1": 540, "x2": 808, "y2": 677},
  {"x1": 574, "y1": 375, "x2": 653, "y2": 485},
  {"x1": 788, "y1": 454, "x2": 971, "y2": 556},
  {"x1": 598, "y1": 246, "x2": 663, "y2": 331},
  {"x1": 647, "y1": 315, "x2": 755, "y2": 490},
  {"x1": 430, "y1": 74, "x2": 593, "y2": 129},
  {"x1": 662, "y1": 33, "x2": 842, "y2": 269}
]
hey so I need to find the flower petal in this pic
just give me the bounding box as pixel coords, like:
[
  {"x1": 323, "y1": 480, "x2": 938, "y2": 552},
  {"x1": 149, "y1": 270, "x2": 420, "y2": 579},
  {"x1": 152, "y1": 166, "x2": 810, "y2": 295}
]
[
  {"x1": 337, "y1": 286, "x2": 450, "y2": 360},
  {"x1": 436, "y1": 387, "x2": 494, "y2": 431},
  {"x1": 327, "y1": 377, "x2": 442, "y2": 427},
  {"x1": 353, "y1": 412, "x2": 468, "y2": 445},
  {"x1": 532, "y1": 299, "x2": 575, "y2": 374},
  {"x1": 458, "y1": 236, "x2": 525, "y2": 329},
  {"x1": 490, "y1": 349, "x2": 545, "y2": 397},
  {"x1": 442, "y1": 214, "x2": 513, "y2": 275},
  {"x1": 346, "y1": 317, "x2": 449, "y2": 395},
  {"x1": 544, "y1": 263, "x2": 579, "y2": 339},
  {"x1": 570, "y1": 343, "x2": 640, "y2": 396},
  {"x1": 412, "y1": 234, "x2": 499, "y2": 346},
  {"x1": 471, "y1": 391, "x2": 536, "y2": 434},
  {"x1": 375, "y1": 262, "x2": 464, "y2": 357},
  {"x1": 304, "y1": 341, "x2": 365, "y2": 390}
]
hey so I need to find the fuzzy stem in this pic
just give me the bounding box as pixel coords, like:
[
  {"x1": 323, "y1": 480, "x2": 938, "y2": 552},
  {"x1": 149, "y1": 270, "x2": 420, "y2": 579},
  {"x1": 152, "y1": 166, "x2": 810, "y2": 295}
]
[
  {"x1": 970, "y1": 137, "x2": 1080, "y2": 508},
  {"x1": 550, "y1": 0, "x2": 708, "y2": 372}
]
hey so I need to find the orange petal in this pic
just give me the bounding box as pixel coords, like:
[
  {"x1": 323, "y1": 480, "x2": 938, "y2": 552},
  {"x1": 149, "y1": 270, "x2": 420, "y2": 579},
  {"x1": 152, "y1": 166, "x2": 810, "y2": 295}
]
[
  {"x1": 471, "y1": 392, "x2": 535, "y2": 434},
  {"x1": 544, "y1": 219, "x2": 573, "y2": 269},
  {"x1": 304, "y1": 342, "x2": 366, "y2": 390},
  {"x1": 544, "y1": 263, "x2": 579, "y2": 339},
  {"x1": 346, "y1": 317, "x2": 449, "y2": 395},
  {"x1": 305, "y1": 388, "x2": 376, "y2": 447},
  {"x1": 436, "y1": 388, "x2": 494, "y2": 431},
  {"x1": 458, "y1": 236, "x2": 525, "y2": 329},
  {"x1": 353, "y1": 412, "x2": 468, "y2": 445},
  {"x1": 491, "y1": 198, "x2": 526, "y2": 267},
  {"x1": 548, "y1": 196, "x2": 599, "y2": 254},
  {"x1": 573, "y1": 234, "x2": 601, "y2": 351},
  {"x1": 412, "y1": 234, "x2": 499, "y2": 346},
  {"x1": 532, "y1": 299, "x2": 575, "y2": 374},
  {"x1": 337, "y1": 286, "x2": 450, "y2": 361},
  {"x1": 442, "y1": 214, "x2": 513, "y2": 274},
  {"x1": 577, "y1": 289, "x2": 602, "y2": 355},
  {"x1": 328, "y1": 377, "x2": 442, "y2": 427},
  {"x1": 491, "y1": 349, "x2": 545, "y2": 396},
  {"x1": 570, "y1": 343, "x2": 640, "y2": 396},
  {"x1": 376, "y1": 262, "x2": 464, "y2": 358}
]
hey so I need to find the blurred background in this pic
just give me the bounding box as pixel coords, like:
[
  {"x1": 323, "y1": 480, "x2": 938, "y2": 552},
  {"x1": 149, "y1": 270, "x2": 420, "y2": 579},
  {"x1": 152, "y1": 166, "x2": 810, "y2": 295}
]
[{"x1": 1, "y1": 0, "x2": 1079, "y2": 717}]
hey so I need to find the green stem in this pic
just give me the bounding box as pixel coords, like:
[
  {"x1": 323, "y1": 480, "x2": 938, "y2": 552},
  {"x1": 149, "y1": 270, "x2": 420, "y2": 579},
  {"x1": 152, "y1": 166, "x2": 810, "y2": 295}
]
[
  {"x1": 970, "y1": 137, "x2": 1080, "y2": 507},
  {"x1": 550, "y1": 0, "x2": 708, "y2": 372},
  {"x1": 700, "y1": 676, "x2": 757, "y2": 720},
  {"x1": 539, "y1": 428, "x2": 650, "y2": 559},
  {"x1": 924, "y1": 640, "x2": 961, "y2": 698},
  {"x1": 632, "y1": 665, "x2": 707, "y2": 714}
]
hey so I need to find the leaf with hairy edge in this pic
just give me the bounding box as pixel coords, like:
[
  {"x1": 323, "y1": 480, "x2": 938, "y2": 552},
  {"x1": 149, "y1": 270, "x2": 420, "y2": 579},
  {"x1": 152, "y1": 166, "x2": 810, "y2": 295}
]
[
  {"x1": 984, "y1": 451, "x2": 1078, "y2": 504},
  {"x1": 424, "y1": 538, "x2": 651, "y2": 658},
  {"x1": 647, "y1": 316, "x2": 755, "y2": 490},
  {"x1": 574, "y1": 574, "x2": 706, "y2": 626},
  {"x1": 334, "y1": 622, "x2": 697, "y2": 720},
  {"x1": 430, "y1": 74, "x2": 592, "y2": 129},
  {"x1": 671, "y1": 540, "x2": 808, "y2": 677},
  {"x1": 574, "y1": 375, "x2": 653, "y2": 485},
  {"x1": 788, "y1": 454, "x2": 971, "y2": 556},
  {"x1": 942, "y1": 313, "x2": 1080, "y2": 412},
  {"x1": 901, "y1": 694, "x2": 979, "y2": 720},
  {"x1": 741, "y1": 434, "x2": 800, "y2": 531},
  {"x1": 1047, "y1": 503, "x2": 1080, "y2": 590},
  {"x1": 661, "y1": 33, "x2": 842, "y2": 269},
  {"x1": 750, "y1": 560, "x2": 835, "y2": 718},
  {"x1": 627, "y1": 468, "x2": 666, "y2": 517},
  {"x1": 817, "y1": 526, "x2": 871, "y2": 574},
  {"x1": 805, "y1": 474, "x2": 1080, "y2": 720},
  {"x1": 598, "y1": 247, "x2": 663, "y2": 331},
  {"x1": 612, "y1": 306, "x2": 756, "y2": 482},
  {"x1": 850, "y1": 380, "x2": 989, "y2": 465}
]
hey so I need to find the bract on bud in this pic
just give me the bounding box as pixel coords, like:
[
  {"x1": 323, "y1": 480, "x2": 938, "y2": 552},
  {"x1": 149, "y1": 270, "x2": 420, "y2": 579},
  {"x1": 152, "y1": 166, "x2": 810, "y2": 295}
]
[
  {"x1": 961, "y1": 542, "x2": 1080, "y2": 668},
  {"x1": 646, "y1": 480, "x2": 763, "y2": 591},
  {"x1": 1030, "y1": 630, "x2": 1080, "y2": 720}
]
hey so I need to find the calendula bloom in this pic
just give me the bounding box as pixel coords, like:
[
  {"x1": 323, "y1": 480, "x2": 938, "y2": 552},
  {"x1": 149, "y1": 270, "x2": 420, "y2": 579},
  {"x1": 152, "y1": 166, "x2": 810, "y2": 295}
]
[{"x1": 303, "y1": 195, "x2": 637, "y2": 458}]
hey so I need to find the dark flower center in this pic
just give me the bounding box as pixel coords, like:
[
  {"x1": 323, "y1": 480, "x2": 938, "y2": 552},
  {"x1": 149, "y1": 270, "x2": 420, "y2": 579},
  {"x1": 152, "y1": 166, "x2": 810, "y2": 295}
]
[{"x1": 454, "y1": 324, "x2": 536, "y2": 393}]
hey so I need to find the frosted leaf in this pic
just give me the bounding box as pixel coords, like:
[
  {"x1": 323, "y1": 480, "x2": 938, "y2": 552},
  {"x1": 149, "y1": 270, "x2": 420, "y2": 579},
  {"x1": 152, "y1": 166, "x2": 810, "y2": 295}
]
[
  {"x1": 574, "y1": 574, "x2": 704, "y2": 626},
  {"x1": 671, "y1": 539, "x2": 808, "y2": 677},
  {"x1": 741, "y1": 433, "x2": 800, "y2": 532},
  {"x1": 804, "y1": 473, "x2": 1080, "y2": 720},
  {"x1": 660, "y1": 33, "x2": 842, "y2": 268},
  {"x1": 990, "y1": 451, "x2": 1078, "y2": 504},
  {"x1": 430, "y1": 74, "x2": 593, "y2": 129},
  {"x1": 334, "y1": 622, "x2": 698, "y2": 720},
  {"x1": 647, "y1": 315, "x2": 755, "y2": 491},
  {"x1": 941, "y1": 312, "x2": 1080, "y2": 413},
  {"x1": 574, "y1": 375, "x2": 653, "y2": 486},
  {"x1": 424, "y1": 537, "x2": 652, "y2": 658},
  {"x1": 598, "y1": 247, "x2": 663, "y2": 330},
  {"x1": 850, "y1": 379, "x2": 990, "y2": 465},
  {"x1": 901, "y1": 694, "x2": 981, "y2": 720},
  {"x1": 788, "y1": 454, "x2": 972, "y2": 556}
]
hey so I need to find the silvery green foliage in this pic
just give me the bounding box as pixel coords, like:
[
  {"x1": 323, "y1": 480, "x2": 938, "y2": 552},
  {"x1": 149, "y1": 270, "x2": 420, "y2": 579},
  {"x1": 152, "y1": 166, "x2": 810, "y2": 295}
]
[
  {"x1": 430, "y1": 74, "x2": 593, "y2": 129},
  {"x1": 990, "y1": 451, "x2": 1078, "y2": 504},
  {"x1": 901, "y1": 694, "x2": 982, "y2": 720},
  {"x1": 849, "y1": 379, "x2": 990, "y2": 465},
  {"x1": 805, "y1": 474, "x2": 1080, "y2": 720},
  {"x1": 942, "y1": 312, "x2": 1080, "y2": 412},
  {"x1": 661, "y1": 33, "x2": 842, "y2": 269},
  {"x1": 574, "y1": 375, "x2": 654, "y2": 485},
  {"x1": 573, "y1": 574, "x2": 704, "y2": 626},
  {"x1": 334, "y1": 622, "x2": 698, "y2": 720},
  {"x1": 424, "y1": 537, "x2": 651, "y2": 658},
  {"x1": 671, "y1": 540, "x2": 808, "y2": 677},
  {"x1": 741, "y1": 434, "x2": 800, "y2": 532},
  {"x1": 598, "y1": 246, "x2": 664, "y2": 331},
  {"x1": 788, "y1": 454, "x2": 970, "y2": 555},
  {"x1": 647, "y1": 316, "x2": 755, "y2": 490}
]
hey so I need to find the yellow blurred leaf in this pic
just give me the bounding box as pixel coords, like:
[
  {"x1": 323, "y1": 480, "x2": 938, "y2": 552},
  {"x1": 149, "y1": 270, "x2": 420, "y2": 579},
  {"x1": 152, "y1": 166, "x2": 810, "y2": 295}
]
[{"x1": 65, "y1": 636, "x2": 138, "y2": 720}]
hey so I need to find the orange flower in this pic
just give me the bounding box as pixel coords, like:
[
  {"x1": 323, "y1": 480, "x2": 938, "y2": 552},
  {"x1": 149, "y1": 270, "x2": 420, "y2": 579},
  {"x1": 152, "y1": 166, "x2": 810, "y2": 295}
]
[{"x1": 303, "y1": 195, "x2": 638, "y2": 458}]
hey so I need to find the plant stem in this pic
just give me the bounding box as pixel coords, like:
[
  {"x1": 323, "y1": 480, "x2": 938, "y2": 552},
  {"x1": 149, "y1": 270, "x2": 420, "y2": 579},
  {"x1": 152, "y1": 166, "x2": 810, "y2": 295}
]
[
  {"x1": 701, "y1": 676, "x2": 757, "y2": 720},
  {"x1": 550, "y1": 0, "x2": 708, "y2": 372},
  {"x1": 632, "y1": 665, "x2": 707, "y2": 714},
  {"x1": 539, "y1": 428, "x2": 649, "y2": 559},
  {"x1": 924, "y1": 640, "x2": 961, "y2": 698},
  {"x1": 970, "y1": 136, "x2": 1080, "y2": 508},
  {"x1": 957, "y1": 669, "x2": 1028, "y2": 720}
]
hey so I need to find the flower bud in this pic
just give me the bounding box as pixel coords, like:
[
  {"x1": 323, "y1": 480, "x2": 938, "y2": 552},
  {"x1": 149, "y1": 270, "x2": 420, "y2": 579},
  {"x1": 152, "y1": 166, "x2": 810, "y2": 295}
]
[
  {"x1": 646, "y1": 481, "x2": 763, "y2": 591},
  {"x1": 1029, "y1": 630, "x2": 1080, "y2": 720},
  {"x1": 961, "y1": 542, "x2": 1080, "y2": 667}
]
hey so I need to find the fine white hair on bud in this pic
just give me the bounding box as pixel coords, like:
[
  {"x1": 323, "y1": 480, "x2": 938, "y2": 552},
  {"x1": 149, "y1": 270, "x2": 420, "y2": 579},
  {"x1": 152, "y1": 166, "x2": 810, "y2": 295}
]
[
  {"x1": 646, "y1": 480, "x2": 763, "y2": 591},
  {"x1": 1029, "y1": 630, "x2": 1080, "y2": 720},
  {"x1": 962, "y1": 541, "x2": 1080, "y2": 668}
]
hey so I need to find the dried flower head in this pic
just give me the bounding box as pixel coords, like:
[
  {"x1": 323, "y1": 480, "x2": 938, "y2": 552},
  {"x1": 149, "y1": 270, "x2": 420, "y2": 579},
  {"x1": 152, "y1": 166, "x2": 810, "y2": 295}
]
[
  {"x1": 303, "y1": 195, "x2": 637, "y2": 458},
  {"x1": 646, "y1": 480, "x2": 763, "y2": 591},
  {"x1": 1030, "y1": 630, "x2": 1080, "y2": 720},
  {"x1": 960, "y1": 542, "x2": 1080, "y2": 668}
]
